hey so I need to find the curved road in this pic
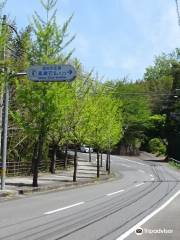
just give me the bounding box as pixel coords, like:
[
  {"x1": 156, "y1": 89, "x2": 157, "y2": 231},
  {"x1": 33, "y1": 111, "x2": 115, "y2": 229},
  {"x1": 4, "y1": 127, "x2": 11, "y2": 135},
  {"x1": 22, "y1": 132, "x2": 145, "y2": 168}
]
[{"x1": 0, "y1": 153, "x2": 179, "y2": 240}]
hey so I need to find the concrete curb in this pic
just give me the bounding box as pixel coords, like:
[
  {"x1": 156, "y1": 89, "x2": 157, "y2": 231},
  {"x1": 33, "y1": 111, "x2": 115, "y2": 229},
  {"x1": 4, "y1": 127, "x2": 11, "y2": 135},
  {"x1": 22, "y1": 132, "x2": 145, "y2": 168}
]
[
  {"x1": 0, "y1": 190, "x2": 18, "y2": 198},
  {"x1": 0, "y1": 174, "x2": 115, "y2": 200},
  {"x1": 19, "y1": 174, "x2": 114, "y2": 194}
]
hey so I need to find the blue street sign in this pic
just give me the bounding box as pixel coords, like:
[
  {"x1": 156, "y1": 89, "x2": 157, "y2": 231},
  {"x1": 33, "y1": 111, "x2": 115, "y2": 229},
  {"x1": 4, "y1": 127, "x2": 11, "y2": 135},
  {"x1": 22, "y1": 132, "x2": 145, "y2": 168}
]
[{"x1": 27, "y1": 64, "x2": 76, "y2": 82}]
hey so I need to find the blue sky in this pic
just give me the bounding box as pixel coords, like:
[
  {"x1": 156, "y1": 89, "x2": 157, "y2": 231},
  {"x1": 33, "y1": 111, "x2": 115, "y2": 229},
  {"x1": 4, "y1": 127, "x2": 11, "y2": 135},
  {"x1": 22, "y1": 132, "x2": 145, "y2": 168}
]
[{"x1": 3, "y1": 0, "x2": 180, "y2": 81}]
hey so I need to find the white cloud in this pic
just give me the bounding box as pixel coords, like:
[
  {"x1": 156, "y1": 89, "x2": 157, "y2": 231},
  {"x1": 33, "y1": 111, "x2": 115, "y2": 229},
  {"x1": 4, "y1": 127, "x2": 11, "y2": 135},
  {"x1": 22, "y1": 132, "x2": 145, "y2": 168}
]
[{"x1": 151, "y1": 5, "x2": 180, "y2": 51}]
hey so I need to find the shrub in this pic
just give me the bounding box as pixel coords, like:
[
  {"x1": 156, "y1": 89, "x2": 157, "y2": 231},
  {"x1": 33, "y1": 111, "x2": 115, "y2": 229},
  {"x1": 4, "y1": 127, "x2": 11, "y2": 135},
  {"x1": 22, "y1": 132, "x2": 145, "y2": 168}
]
[{"x1": 148, "y1": 138, "x2": 166, "y2": 156}]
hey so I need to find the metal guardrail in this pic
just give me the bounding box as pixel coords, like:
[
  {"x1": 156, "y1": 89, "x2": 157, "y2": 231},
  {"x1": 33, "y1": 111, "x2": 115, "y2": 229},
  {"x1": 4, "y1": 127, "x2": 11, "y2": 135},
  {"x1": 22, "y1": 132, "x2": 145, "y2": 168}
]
[{"x1": 169, "y1": 158, "x2": 180, "y2": 164}]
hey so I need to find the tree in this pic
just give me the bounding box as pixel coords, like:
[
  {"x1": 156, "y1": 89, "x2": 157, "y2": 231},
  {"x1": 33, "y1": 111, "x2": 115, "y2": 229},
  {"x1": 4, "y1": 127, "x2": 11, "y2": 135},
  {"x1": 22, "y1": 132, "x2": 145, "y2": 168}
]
[
  {"x1": 78, "y1": 82, "x2": 123, "y2": 177},
  {"x1": 144, "y1": 53, "x2": 176, "y2": 113},
  {"x1": 12, "y1": 0, "x2": 75, "y2": 186},
  {"x1": 0, "y1": 4, "x2": 32, "y2": 182},
  {"x1": 114, "y1": 80, "x2": 151, "y2": 155},
  {"x1": 165, "y1": 62, "x2": 180, "y2": 160}
]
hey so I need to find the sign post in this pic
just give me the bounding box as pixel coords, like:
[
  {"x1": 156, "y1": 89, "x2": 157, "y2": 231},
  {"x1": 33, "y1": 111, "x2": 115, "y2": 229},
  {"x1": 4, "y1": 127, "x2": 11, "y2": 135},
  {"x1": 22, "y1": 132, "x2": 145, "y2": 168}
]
[{"x1": 27, "y1": 64, "x2": 76, "y2": 82}]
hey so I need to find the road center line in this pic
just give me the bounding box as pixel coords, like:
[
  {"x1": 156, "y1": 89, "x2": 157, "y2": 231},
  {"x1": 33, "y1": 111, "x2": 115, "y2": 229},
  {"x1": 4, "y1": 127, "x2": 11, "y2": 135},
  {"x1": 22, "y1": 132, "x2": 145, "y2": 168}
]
[
  {"x1": 44, "y1": 202, "x2": 85, "y2": 215},
  {"x1": 116, "y1": 190, "x2": 180, "y2": 240},
  {"x1": 121, "y1": 163, "x2": 131, "y2": 168},
  {"x1": 135, "y1": 183, "x2": 145, "y2": 187},
  {"x1": 119, "y1": 157, "x2": 147, "y2": 166},
  {"x1": 106, "y1": 189, "x2": 125, "y2": 196},
  {"x1": 138, "y1": 169, "x2": 145, "y2": 173}
]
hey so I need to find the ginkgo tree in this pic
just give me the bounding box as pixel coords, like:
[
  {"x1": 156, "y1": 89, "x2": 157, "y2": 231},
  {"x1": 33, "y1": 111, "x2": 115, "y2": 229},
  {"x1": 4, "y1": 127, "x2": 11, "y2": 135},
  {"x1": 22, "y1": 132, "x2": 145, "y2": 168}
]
[
  {"x1": 11, "y1": 0, "x2": 75, "y2": 186},
  {"x1": 77, "y1": 82, "x2": 123, "y2": 177}
]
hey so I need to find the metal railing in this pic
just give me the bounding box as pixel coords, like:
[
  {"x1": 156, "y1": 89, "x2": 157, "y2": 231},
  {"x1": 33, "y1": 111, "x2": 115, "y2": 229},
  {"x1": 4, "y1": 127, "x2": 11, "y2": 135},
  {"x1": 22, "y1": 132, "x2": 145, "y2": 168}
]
[
  {"x1": 169, "y1": 157, "x2": 180, "y2": 164},
  {"x1": 4, "y1": 158, "x2": 73, "y2": 177}
]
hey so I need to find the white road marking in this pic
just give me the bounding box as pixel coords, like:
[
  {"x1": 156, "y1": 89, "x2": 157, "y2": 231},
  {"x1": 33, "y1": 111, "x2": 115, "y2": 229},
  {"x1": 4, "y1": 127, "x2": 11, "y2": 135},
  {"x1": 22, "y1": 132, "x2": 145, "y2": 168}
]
[
  {"x1": 116, "y1": 190, "x2": 180, "y2": 240},
  {"x1": 138, "y1": 170, "x2": 145, "y2": 173},
  {"x1": 135, "y1": 183, "x2": 145, "y2": 187},
  {"x1": 119, "y1": 157, "x2": 147, "y2": 166},
  {"x1": 151, "y1": 178, "x2": 155, "y2": 181},
  {"x1": 121, "y1": 163, "x2": 131, "y2": 168},
  {"x1": 106, "y1": 189, "x2": 125, "y2": 196},
  {"x1": 150, "y1": 174, "x2": 154, "y2": 177},
  {"x1": 44, "y1": 202, "x2": 85, "y2": 215}
]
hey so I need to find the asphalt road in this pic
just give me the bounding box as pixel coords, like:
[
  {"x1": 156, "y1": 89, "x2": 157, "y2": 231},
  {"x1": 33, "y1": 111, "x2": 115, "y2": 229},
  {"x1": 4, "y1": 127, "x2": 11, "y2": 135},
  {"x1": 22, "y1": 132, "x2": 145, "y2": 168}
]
[{"x1": 0, "y1": 153, "x2": 179, "y2": 240}]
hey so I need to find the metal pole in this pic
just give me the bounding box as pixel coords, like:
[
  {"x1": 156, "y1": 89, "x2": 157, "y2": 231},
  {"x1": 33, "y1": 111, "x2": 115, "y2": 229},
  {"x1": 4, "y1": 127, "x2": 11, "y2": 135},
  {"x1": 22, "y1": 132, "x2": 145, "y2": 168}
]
[
  {"x1": 1, "y1": 15, "x2": 7, "y2": 190},
  {"x1": 108, "y1": 137, "x2": 111, "y2": 174},
  {"x1": 0, "y1": 93, "x2": 3, "y2": 155},
  {"x1": 0, "y1": 15, "x2": 25, "y2": 189},
  {"x1": 1, "y1": 81, "x2": 9, "y2": 189}
]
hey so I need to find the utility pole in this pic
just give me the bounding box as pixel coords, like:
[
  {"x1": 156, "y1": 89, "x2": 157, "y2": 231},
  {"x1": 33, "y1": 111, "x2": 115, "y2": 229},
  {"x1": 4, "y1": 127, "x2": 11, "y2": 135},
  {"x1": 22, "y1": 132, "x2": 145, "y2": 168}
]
[
  {"x1": 175, "y1": 0, "x2": 180, "y2": 27},
  {"x1": 0, "y1": 15, "x2": 26, "y2": 190},
  {"x1": 108, "y1": 137, "x2": 111, "y2": 175},
  {"x1": 1, "y1": 77, "x2": 9, "y2": 190},
  {"x1": 1, "y1": 15, "x2": 8, "y2": 190}
]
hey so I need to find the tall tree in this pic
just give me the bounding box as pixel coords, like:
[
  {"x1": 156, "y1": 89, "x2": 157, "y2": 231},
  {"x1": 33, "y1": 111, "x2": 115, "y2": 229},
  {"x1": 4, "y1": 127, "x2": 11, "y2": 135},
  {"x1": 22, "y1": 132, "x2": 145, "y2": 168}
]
[
  {"x1": 79, "y1": 82, "x2": 123, "y2": 177},
  {"x1": 13, "y1": 0, "x2": 75, "y2": 186},
  {"x1": 144, "y1": 53, "x2": 176, "y2": 113},
  {"x1": 114, "y1": 80, "x2": 151, "y2": 155},
  {"x1": 165, "y1": 62, "x2": 180, "y2": 160}
]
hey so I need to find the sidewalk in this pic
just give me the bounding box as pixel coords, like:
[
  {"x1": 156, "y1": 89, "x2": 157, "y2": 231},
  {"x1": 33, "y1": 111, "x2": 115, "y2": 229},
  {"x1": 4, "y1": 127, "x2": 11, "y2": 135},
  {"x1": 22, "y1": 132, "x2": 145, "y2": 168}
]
[
  {"x1": 0, "y1": 152, "x2": 164, "y2": 199},
  {"x1": 0, "y1": 157, "x2": 109, "y2": 199}
]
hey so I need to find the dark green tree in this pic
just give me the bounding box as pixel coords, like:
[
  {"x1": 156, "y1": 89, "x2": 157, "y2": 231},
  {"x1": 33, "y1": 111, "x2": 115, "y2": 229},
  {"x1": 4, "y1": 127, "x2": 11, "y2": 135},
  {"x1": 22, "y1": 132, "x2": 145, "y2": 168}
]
[{"x1": 165, "y1": 62, "x2": 180, "y2": 160}]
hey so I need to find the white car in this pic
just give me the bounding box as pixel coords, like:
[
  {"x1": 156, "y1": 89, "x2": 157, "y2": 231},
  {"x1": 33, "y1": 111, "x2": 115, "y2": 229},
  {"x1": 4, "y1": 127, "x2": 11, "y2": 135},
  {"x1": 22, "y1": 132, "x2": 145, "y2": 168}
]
[{"x1": 80, "y1": 145, "x2": 93, "y2": 153}]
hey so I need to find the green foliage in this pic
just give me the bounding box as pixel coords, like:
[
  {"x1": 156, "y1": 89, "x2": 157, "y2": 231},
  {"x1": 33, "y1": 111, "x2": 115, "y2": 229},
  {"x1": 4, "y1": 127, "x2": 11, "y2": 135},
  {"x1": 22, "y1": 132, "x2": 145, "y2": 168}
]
[
  {"x1": 30, "y1": 0, "x2": 74, "y2": 64},
  {"x1": 113, "y1": 80, "x2": 151, "y2": 154},
  {"x1": 143, "y1": 51, "x2": 180, "y2": 160},
  {"x1": 78, "y1": 82, "x2": 123, "y2": 151},
  {"x1": 165, "y1": 61, "x2": 180, "y2": 160},
  {"x1": 169, "y1": 160, "x2": 180, "y2": 169},
  {"x1": 2, "y1": 0, "x2": 180, "y2": 180},
  {"x1": 146, "y1": 114, "x2": 166, "y2": 138},
  {"x1": 144, "y1": 53, "x2": 178, "y2": 113},
  {"x1": 148, "y1": 138, "x2": 166, "y2": 156}
]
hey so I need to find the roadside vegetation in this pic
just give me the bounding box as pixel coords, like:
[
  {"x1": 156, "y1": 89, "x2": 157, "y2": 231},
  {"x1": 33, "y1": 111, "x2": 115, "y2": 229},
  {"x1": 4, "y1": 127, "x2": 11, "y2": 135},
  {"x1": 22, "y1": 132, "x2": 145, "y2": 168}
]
[
  {"x1": 169, "y1": 160, "x2": 180, "y2": 170},
  {"x1": 0, "y1": 0, "x2": 180, "y2": 186}
]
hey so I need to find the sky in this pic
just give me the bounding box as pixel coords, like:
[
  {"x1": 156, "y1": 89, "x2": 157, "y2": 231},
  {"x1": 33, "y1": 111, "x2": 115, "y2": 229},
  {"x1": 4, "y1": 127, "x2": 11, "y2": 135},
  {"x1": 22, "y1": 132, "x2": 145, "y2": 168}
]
[{"x1": 3, "y1": 0, "x2": 180, "y2": 81}]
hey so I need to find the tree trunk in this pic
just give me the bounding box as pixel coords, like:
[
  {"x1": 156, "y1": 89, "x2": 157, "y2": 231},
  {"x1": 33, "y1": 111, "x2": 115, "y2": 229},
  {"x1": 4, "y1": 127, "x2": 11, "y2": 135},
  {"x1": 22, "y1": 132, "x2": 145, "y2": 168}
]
[
  {"x1": 100, "y1": 151, "x2": 103, "y2": 167},
  {"x1": 31, "y1": 141, "x2": 38, "y2": 175},
  {"x1": 108, "y1": 152, "x2": 111, "y2": 175},
  {"x1": 0, "y1": 92, "x2": 3, "y2": 158},
  {"x1": 97, "y1": 150, "x2": 100, "y2": 178},
  {"x1": 64, "y1": 144, "x2": 68, "y2": 169},
  {"x1": 73, "y1": 145, "x2": 77, "y2": 182},
  {"x1": 88, "y1": 147, "x2": 91, "y2": 162},
  {"x1": 106, "y1": 152, "x2": 109, "y2": 171},
  {"x1": 33, "y1": 129, "x2": 45, "y2": 187},
  {"x1": 49, "y1": 143, "x2": 56, "y2": 174}
]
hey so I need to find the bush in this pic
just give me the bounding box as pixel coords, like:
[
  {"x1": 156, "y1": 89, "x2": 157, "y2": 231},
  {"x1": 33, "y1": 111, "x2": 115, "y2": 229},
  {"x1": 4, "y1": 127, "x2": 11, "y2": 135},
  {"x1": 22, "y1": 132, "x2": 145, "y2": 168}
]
[{"x1": 148, "y1": 138, "x2": 166, "y2": 156}]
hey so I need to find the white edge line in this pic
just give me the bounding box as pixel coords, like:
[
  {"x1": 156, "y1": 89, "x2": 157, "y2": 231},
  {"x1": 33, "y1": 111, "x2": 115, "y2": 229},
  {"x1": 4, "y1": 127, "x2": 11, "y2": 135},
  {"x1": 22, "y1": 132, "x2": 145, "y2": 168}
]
[
  {"x1": 107, "y1": 190, "x2": 125, "y2": 196},
  {"x1": 116, "y1": 190, "x2": 180, "y2": 240},
  {"x1": 135, "y1": 183, "x2": 145, "y2": 187},
  {"x1": 44, "y1": 201, "x2": 85, "y2": 215}
]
